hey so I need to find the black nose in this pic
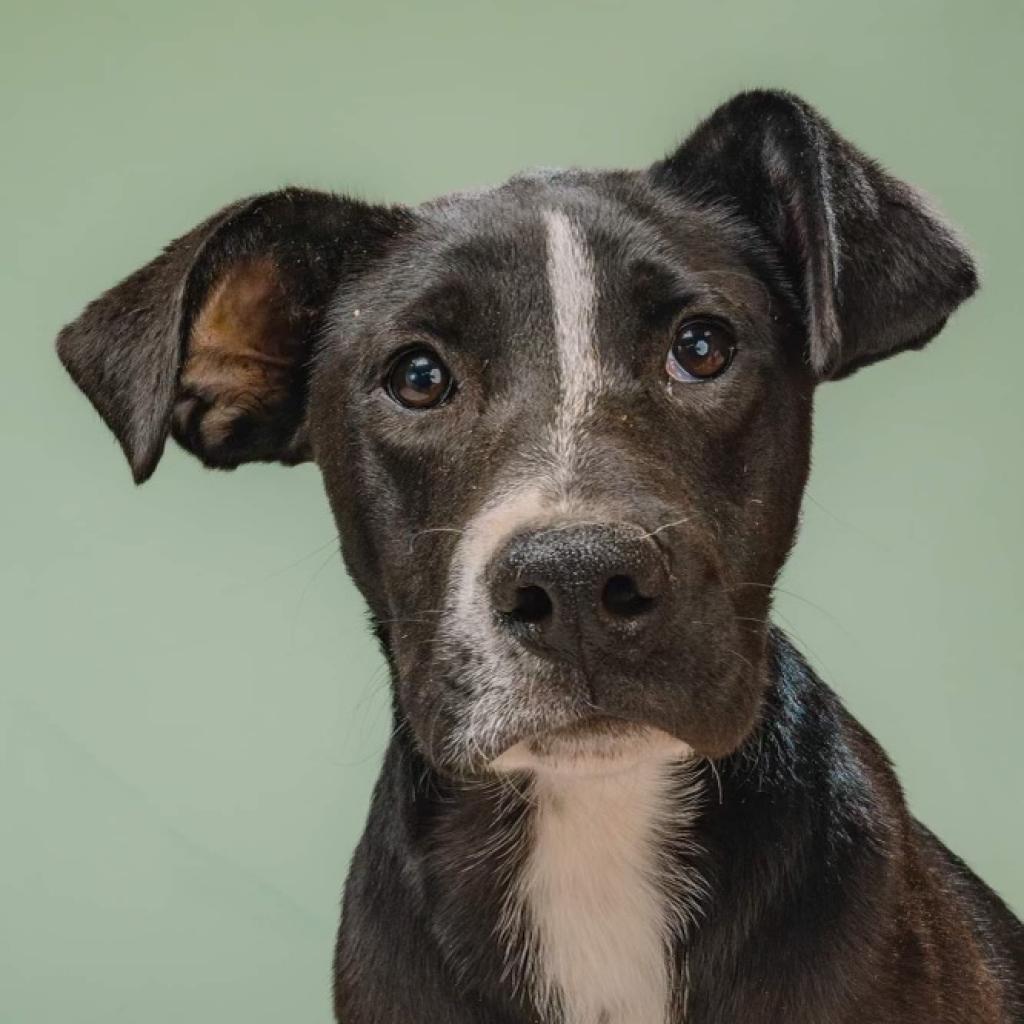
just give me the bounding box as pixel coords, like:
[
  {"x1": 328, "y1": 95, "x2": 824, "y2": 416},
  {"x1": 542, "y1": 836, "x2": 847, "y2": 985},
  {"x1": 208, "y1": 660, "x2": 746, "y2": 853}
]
[{"x1": 488, "y1": 523, "x2": 670, "y2": 665}]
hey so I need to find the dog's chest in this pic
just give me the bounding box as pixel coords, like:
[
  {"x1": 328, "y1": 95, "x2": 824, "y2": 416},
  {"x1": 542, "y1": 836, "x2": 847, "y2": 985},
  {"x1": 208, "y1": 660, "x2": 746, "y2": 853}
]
[{"x1": 506, "y1": 764, "x2": 699, "y2": 1024}]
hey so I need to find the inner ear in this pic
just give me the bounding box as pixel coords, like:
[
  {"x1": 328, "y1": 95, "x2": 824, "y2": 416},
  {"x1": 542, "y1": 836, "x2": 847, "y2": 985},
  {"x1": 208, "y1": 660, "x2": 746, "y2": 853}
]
[{"x1": 173, "y1": 256, "x2": 313, "y2": 467}]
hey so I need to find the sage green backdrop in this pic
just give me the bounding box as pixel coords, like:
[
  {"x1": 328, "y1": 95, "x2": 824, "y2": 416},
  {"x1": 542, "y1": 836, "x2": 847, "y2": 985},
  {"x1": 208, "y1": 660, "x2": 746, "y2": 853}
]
[{"x1": 3, "y1": 0, "x2": 1022, "y2": 1020}]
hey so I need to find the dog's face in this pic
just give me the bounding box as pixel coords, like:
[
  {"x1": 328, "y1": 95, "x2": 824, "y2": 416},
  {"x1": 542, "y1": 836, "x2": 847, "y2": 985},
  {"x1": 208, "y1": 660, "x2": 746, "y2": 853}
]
[
  {"x1": 57, "y1": 91, "x2": 977, "y2": 777},
  {"x1": 312, "y1": 178, "x2": 812, "y2": 771}
]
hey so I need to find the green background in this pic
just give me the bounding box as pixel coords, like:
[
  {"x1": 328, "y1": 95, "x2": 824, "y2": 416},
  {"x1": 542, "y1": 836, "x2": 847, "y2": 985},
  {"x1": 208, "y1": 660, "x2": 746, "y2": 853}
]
[{"x1": 3, "y1": 0, "x2": 1022, "y2": 1020}]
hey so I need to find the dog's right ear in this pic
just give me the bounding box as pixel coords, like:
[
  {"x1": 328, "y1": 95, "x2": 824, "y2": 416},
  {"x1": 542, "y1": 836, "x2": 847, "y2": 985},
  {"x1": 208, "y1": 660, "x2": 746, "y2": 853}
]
[
  {"x1": 57, "y1": 189, "x2": 410, "y2": 483},
  {"x1": 653, "y1": 91, "x2": 978, "y2": 380}
]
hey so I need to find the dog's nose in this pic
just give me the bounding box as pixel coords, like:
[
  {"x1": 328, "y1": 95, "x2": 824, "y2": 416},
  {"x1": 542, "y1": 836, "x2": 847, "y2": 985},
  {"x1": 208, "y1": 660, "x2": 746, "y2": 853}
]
[{"x1": 488, "y1": 524, "x2": 670, "y2": 664}]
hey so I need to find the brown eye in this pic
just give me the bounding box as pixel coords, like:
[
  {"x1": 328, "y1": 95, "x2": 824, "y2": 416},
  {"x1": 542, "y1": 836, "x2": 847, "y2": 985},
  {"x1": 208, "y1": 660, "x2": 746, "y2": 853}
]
[
  {"x1": 386, "y1": 348, "x2": 454, "y2": 409},
  {"x1": 667, "y1": 320, "x2": 735, "y2": 382}
]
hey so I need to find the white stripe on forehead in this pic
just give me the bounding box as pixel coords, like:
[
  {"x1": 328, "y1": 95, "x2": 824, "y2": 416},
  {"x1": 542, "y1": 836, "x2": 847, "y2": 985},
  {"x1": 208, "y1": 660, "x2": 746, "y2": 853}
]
[{"x1": 543, "y1": 208, "x2": 602, "y2": 490}]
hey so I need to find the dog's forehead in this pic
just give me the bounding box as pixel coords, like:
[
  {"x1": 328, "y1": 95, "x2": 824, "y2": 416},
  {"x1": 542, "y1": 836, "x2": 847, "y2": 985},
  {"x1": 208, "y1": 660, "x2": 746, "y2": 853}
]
[
  {"x1": 417, "y1": 169, "x2": 678, "y2": 272},
  {"x1": 327, "y1": 168, "x2": 783, "y2": 389},
  {"x1": 382, "y1": 170, "x2": 773, "y2": 336}
]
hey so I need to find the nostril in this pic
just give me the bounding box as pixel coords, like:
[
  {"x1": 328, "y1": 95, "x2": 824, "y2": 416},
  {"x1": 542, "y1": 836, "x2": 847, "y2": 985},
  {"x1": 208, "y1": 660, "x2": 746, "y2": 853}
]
[
  {"x1": 508, "y1": 584, "x2": 554, "y2": 625},
  {"x1": 601, "y1": 574, "x2": 656, "y2": 619}
]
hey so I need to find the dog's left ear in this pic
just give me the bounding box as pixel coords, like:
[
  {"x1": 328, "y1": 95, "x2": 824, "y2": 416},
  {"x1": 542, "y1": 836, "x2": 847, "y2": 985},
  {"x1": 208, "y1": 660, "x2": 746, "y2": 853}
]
[
  {"x1": 57, "y1": 189, "x2": 410, "y2": 482},
  {"x1": 652, "y1": 90, "x2": 978, "y2": 379}
]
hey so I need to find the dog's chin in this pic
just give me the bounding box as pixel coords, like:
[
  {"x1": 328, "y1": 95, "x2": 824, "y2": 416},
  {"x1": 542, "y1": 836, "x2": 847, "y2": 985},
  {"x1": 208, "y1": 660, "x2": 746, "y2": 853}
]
[{"x1": 489, "y1": 717, "x2": 694, "y2": 778}]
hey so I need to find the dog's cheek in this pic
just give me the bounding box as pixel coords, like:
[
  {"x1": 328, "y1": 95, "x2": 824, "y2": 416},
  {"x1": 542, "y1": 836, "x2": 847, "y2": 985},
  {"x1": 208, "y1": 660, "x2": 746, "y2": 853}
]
[
  {"x1": 307, "y1": 359, "x2": 392, "y2": 611},
  {"x1": 394, "y1": 652, "x2": 472, "y2": 769},
  {"x1": 688, "y1": 635, "x2": 770, "y2": 758},
  {"x1": 683, "y1": 380, "x2": 808, "y2": 757},
  {"x1": 670, "y1": 579, "x2": 768, "y2": 758},
  {"x1": 708, "y1": 370, "x2": 813, "y2": 593}
]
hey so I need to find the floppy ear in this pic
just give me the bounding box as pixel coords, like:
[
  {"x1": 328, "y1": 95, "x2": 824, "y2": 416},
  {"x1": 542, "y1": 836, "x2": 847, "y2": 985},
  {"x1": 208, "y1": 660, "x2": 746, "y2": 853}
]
[
  {"x1": 652, "y1": 90, "x2": 978, "y2": 379},
  {"x1": 57, "y1": 189, "x2": 410, "y2": 482}
]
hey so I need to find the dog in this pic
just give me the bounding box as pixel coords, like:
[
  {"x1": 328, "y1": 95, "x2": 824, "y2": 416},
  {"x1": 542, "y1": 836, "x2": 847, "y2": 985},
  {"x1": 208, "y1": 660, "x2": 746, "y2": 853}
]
[{"x1": 57, "y1": 90, "x2": 1023, "y2": 1023}]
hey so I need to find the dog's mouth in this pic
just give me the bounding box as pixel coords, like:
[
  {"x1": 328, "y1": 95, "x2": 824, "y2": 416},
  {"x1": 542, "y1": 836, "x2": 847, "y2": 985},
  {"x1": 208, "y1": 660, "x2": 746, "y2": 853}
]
[{"x1": 489, "y1": 714, "x2": 693, "y2": 777}]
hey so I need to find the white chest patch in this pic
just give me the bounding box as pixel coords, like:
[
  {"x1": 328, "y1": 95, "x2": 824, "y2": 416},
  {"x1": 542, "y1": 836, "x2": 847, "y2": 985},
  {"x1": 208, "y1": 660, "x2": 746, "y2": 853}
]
[{"x1": 506, "y1": 756, "x2": 703, "y2": 1024}]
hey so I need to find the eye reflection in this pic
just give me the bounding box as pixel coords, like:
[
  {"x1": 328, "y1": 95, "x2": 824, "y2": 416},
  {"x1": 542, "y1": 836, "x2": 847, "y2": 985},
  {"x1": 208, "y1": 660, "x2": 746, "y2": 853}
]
[
  {"x1": 666, "y1": 320, "x2": 735, "y2": 382},
  {"x1": 387, "y1": 349, "x2": 454, "y2": 409}
]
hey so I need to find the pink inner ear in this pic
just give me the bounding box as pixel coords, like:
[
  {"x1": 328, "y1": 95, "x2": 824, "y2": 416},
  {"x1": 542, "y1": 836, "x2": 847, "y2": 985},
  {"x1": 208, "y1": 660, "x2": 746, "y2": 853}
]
[{"x1": 177, "y1": 256, "x2": 303, "y2": 448}]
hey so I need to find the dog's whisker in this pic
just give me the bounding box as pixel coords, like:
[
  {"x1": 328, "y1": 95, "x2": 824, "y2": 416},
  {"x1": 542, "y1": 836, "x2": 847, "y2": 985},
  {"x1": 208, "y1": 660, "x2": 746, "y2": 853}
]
[
  {"x1": 637, "y1": 516, "x2": 695, "y2": 540},
  {"x1": 375, "y1": 614, "x2": 445, "y2": 628},
  {"x1": 223, "y1": 534, "x2": 343, "y2": 592},
  {"x1": 729, "y1": 579, "x2": 851, "y2": 630},
  {"x1": 722, "y1": 646, "x2": 757, "y2": 674}
]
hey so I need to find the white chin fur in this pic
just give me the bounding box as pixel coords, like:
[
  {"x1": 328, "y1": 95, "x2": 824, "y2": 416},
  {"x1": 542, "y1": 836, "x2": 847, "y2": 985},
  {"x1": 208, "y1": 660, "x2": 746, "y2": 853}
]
[{"x1": 490, "y1": 723, "x2": 694, "y2": 777}]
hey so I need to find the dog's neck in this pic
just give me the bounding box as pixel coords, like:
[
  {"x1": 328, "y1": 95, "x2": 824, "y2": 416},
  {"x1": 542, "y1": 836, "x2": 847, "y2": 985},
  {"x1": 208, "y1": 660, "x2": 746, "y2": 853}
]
[{"x1": 500, "y1": 758, "x2": 705, "y2": 1024}]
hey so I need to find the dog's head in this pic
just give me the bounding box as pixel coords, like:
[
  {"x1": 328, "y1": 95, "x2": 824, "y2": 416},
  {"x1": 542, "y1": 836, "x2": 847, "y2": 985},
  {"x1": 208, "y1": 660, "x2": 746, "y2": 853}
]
[{"x1": 58, "y1": 91, "x2": 976, "y2": 777}]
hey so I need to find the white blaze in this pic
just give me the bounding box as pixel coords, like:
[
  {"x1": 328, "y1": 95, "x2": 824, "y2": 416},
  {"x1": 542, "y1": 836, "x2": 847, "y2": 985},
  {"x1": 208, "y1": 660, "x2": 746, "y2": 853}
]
[{"x1": 543, "y1": 208, "x2": 603, "y2": 490}]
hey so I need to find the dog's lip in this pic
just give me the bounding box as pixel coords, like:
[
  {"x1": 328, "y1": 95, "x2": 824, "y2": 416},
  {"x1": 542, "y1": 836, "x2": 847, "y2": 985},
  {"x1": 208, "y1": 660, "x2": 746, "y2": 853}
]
[
  {"x1": 489, "y1": 712, "x2": 693, "y2": 775},
  {"x1": 526, "y1": 714, "x2": 637, "y2": 744},
  {"x1": 496, "y1": 711, "x2": 636, "y2": 754}
]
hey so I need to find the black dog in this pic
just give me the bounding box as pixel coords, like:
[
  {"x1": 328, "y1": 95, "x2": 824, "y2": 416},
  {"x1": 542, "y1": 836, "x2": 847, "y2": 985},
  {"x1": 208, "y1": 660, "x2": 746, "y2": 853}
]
[{"x1": 58, "y1": 91, "x2": 1023, "y2": 1023}]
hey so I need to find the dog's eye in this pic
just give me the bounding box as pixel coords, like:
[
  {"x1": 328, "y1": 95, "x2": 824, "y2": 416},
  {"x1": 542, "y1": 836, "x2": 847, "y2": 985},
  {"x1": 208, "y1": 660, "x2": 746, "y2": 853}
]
[
  {"x1": 386, "y1": 348, "x2": 454, "y2": 409},
  {"x1": 666, "y1": 320, "x2": 735, "y2": 382}
]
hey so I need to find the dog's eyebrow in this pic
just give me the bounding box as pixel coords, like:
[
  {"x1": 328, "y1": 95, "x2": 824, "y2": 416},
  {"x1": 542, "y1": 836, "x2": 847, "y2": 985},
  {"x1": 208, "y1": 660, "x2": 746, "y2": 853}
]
[
  {"x1": 629, "y1": 251, "x2": 797, "y2": 327},
  {"x1": 392, "y1": 280, "x2": 472, "y2": 340},
  {"x1": 639, "y1": 291, "x2": 703, "y2": 329},
  {"x1": 627, "y1": 258, "x2": 700, "y2": 325}
]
